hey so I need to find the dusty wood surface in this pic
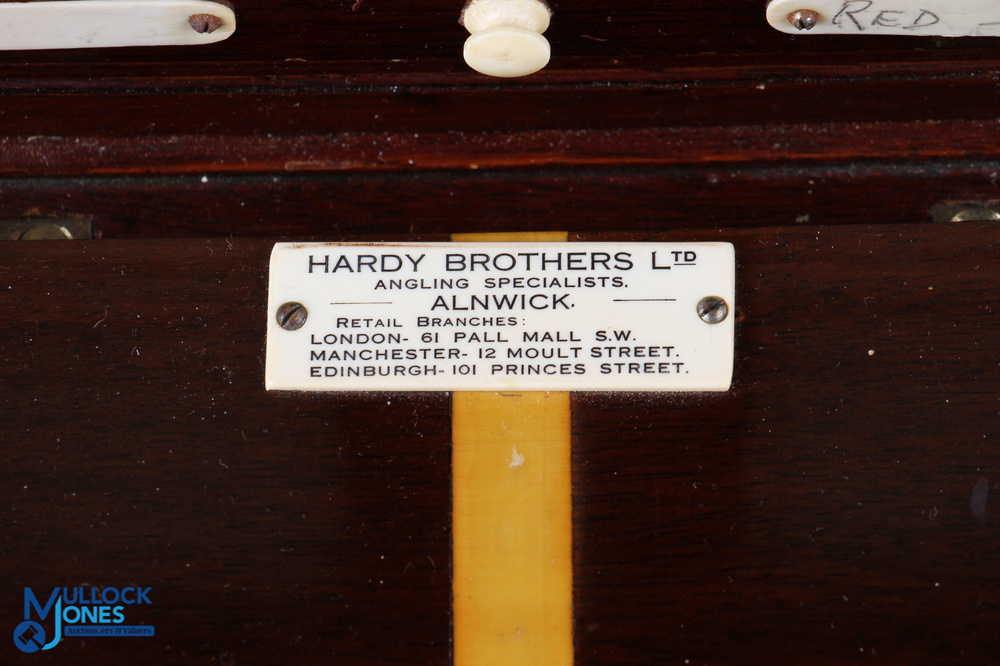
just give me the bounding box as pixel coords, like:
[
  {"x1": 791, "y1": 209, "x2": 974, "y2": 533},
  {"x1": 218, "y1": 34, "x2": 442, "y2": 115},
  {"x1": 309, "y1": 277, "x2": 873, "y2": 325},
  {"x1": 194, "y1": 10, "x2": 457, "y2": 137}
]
[
  {"x1": 3, "y1": 165, "x2": 999, "y2": 238},
  {"x1": 2, "y1": 226, "x2": 998, "y2": 663},
  {"x1": 0, "y1": 238, "x2": 453, "y2": 664},
  {"x1": 0, "y1": 2, "x2": 999, "y2": 235}
]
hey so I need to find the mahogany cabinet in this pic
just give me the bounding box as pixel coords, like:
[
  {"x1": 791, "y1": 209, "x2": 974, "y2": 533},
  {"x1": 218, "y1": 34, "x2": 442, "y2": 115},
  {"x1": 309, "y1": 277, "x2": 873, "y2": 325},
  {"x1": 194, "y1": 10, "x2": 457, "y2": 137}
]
[{"x1": 2, "y1": 0, "x2": 999, "y2": 663}]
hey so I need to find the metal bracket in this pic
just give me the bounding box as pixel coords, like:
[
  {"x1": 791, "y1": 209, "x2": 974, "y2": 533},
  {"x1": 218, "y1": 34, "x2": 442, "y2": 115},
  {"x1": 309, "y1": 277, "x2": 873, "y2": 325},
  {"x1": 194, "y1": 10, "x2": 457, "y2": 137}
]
[
  {"x1": 0, "y1": 218, "x2": 93, "y2": 240},
  {"x1": 931, "y1": 202, "x2": 1000, "y2": 223}
]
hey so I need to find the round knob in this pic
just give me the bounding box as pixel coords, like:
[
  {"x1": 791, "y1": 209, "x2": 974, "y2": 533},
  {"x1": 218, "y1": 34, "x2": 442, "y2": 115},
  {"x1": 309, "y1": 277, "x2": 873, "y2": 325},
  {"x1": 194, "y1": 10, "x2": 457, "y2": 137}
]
[{"x1": 460, "y1": 0, "x2": 552, "y2": 78}]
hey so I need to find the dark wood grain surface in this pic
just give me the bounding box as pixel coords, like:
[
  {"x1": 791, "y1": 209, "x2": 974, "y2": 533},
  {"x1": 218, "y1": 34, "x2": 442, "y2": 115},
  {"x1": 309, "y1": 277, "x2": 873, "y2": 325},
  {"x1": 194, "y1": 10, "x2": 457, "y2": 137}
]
[
  {"x1": 4, "y1": 164, "x2": 1000, "y2": 239},
  {"x1": 573, "y1": 224, "x2": 1000, "y2": 664},
  {"x1": 1, "y1": 0, "x2": 1000, "y2": 238},
  {"x1": 2, "y1": 225, "x2": 998, "y2": 663},
  {"x1": 0, "y1": 239, "x2": 453, "y2": 664}
]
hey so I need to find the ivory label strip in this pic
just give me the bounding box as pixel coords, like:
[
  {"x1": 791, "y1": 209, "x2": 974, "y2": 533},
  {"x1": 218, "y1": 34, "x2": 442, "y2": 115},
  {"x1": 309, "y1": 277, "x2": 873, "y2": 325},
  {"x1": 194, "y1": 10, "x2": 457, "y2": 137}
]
[
  {"x1": 767, "y1": 0, "x2": 1000, "y2": 36},
  {"x1": 0, "y1": 0, "x2": 235, "y2": 51}
]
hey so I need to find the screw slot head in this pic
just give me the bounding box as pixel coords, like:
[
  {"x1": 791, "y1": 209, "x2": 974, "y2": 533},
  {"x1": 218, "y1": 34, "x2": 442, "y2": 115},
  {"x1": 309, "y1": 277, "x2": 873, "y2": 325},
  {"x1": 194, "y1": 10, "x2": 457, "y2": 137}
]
[
  {"x1": 189, "y1": 13, "x2": 223, "y2": 34},
  {"x1": 697, "y1": 296, "x2": 729, "y2": 324},
  {"x1": 787, "y1": 9, "x2": 820, "y2": 30},
  {"x1": 276, "y1": 302, "x2": 308, "y2": 331}
]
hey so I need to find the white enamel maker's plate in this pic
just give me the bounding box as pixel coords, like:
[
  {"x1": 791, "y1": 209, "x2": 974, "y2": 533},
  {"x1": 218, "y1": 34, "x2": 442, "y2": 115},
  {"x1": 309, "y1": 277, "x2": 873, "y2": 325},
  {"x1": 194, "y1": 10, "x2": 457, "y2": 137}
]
[{"x1": 266, "y1": 242, "x2": 736, "y2": 392}]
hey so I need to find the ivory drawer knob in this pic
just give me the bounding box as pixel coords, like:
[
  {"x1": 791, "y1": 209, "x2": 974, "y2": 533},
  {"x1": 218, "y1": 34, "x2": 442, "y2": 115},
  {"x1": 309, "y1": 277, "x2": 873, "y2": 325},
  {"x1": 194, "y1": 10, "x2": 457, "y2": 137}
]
[{"x1": 460, "y1": 0, "x2": 552, "y2": 77}]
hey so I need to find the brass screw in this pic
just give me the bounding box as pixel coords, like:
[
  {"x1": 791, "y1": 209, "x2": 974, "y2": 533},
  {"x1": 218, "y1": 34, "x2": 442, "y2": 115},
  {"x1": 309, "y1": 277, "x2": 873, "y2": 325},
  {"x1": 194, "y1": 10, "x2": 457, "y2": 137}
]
[
  {"x1": 787, "y1": 9, "x2": 820, "y2": 30},
  {"x1": 276, "y1": 302, "x2": 308, "y2": 331},
  {"x1": 949, "y1": 205, "x2": 1000, "y2": 222},
  {"x1": 189, "y1": 14, "x2": 224, "y2": 34},
  {"x1": 697, "y1": 296, "x2": 729, "y2": 325},
  {"x1": 20, "y1": 223, "x2": 73, "y2": 240}
]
